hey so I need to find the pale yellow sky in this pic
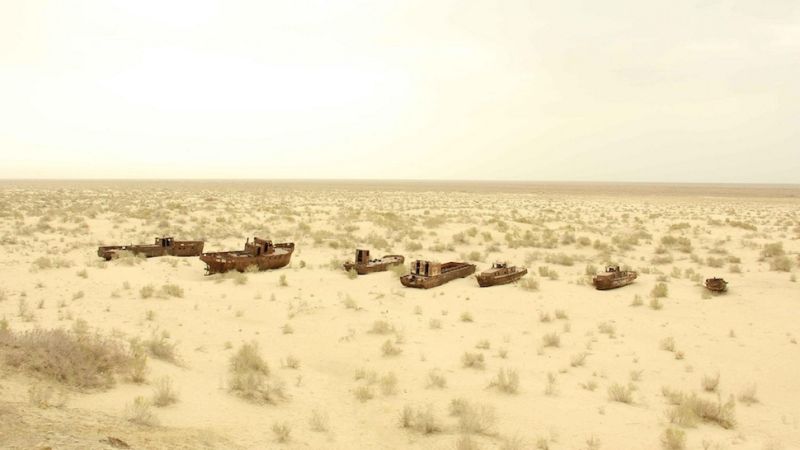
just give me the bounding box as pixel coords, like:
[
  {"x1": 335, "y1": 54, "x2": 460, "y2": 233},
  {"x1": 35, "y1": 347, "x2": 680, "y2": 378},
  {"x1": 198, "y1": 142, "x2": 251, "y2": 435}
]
[{"x1": 0, "y1": 1, "x2": 798, "y2": 182}]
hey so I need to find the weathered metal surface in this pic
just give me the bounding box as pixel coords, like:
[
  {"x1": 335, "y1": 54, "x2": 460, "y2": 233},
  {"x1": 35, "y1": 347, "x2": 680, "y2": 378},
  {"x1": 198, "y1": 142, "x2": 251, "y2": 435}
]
[
  {"x1": 343, "y1": 249, "x2": 405, "y2": 275},
  {"x1": 475, "y1": 262, "x2": 528, "y2": 287},
  {"x1": 97, "y1": 237, "x2": 204, "y2": 260},
  {"x1": 400, "y1": 260, "x2": 476, "y2": 289},
  {"x1": 592, "y1": 265, "x2": 638, "y2": 290},
  {"x1": 705, "y1": 277, "x2": 728, "y2": 292},
  {"x1": 199, "y1": 237, "x2": 294, "y2": 275}
]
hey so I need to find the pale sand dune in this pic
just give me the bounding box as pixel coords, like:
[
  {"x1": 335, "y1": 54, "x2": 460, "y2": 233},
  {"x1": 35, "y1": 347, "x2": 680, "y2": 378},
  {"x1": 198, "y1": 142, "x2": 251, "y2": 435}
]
[{"x1": 0, "y1": 181, "x2": 798, "y2": 449}]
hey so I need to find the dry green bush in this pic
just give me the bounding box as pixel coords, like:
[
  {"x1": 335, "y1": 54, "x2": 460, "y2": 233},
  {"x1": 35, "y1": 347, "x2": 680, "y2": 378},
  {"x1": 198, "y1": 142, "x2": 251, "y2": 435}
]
[
  {"x1": 488, "y1": 368, "x2": 519, "y2": 394},
  {"x1": 0, "y1": 328, "x2": 136, "y2": 389}
]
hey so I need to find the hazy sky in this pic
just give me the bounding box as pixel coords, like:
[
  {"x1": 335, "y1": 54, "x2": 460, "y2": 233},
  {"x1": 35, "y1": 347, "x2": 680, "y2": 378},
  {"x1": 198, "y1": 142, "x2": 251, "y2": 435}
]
[{"x1": 1, "y1": 1, "x2": 798, "y2": 182}]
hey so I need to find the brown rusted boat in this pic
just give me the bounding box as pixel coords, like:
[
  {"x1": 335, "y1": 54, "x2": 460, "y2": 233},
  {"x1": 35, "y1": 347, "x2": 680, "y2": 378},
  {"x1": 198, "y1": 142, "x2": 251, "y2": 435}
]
[
  {"x1": 592, "y1": 265, "x2": 638, "y2": 290},
  {"x1": 704, "y1": 277, "x2": 728, "y2": 292},
  {"x1": 97, "y1": 237, "x2": 204, "y2": 260},
  {"x1": 475, "y1": 262, "x2": 528, "y2": 287},
  {"x1": 400, "y1": 260, "x2": 476, "y2": 289},
  {"x1": 199, "y1": 237, "x2": 294, "y2": 275},
  {"x1": 343, "y1": 249, "x2": 404, "y2": 275}
]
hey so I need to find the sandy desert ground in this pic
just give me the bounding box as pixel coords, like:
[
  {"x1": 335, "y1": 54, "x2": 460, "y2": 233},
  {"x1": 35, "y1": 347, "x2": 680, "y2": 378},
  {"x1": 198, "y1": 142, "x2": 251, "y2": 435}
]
[{"x1": 0, "y1": 180, "x2": 798, "y2": 450}]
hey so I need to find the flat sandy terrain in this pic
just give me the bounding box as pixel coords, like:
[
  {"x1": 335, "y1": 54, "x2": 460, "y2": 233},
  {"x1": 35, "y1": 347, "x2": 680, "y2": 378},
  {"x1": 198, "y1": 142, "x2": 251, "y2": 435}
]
[{"x1": 0, "y1": 181, "x2": 798, "y2": 450}]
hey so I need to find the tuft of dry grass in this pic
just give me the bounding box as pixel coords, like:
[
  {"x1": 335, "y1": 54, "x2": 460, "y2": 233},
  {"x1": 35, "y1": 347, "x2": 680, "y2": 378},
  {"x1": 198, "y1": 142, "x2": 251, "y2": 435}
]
[
  {"x1": 142, "y1": 332, "x2": 179, "y2": 364},
  {"x1": 664, "y1": 389, "x2": 736, "y2": 429},
  {"x1": 381, "y1": 339, "x2": 402, "y2": 356},
  {"x1": 400, "y1": 405, "x2": 442, "y2": 434},
  {"x1": 738, "y1": 384, "x2": 758, "y2": 405},
  {"x1": 542, "y1": 332, "x2": 560, "y2": 348},
  {"x1": 369, "y1": 320, "x2": 394, "y2": 334},
  {"x1": 125, "y1": 396, "x2": 158, "y2": 426},
  {"x1": 608, "y1": 382, "x2": 634, "y2": 404},
  {"x1": 462, "y1": 352, "x2": 485, "y2": 370},
  {"x1": 0, "y1": 328, "x2": 137, "y2": 389},
  {"x1": 152, "y1": 376, "x2": 178, "y2": 407},
  {"x1": 701, "y1": 373, "x2": 720, "y2": 392},
  {"x1": 272, "y1": 422, "x2": 291, "y2": 443},
  {"x1": 651, "y1": 282, "x2": 669, "y2": 298},
  {"x1": 309, "y1": 409, "x2": 329, "y2": 432},
  {"x1": 661, "y1": 427, "x2": 686, "y2": 450},
  {"x1": 488, "y1": 368, "x2": 519, "y2": 394},
  {"x1": 228, "y1": 341, "x2": 286, "y2": 404},
  {"x1": 450, "y1": 399, "x2": 496, "y2": 435}
]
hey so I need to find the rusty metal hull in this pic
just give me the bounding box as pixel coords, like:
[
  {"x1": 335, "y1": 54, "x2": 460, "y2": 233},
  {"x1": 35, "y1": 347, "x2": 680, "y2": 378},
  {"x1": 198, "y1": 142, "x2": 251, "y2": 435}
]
[
  {"x1": 343, "y1": 255, "x2": 405, "y2": 275},
  {"x1": 476, "y1": 267, "x2": 528, "y2": 287},
  {"x1": 705, "y1": 278, "x2": 728, "y2": 292},
  {"x1": 592, "y1": 272, "x2": 637, "y2": 290},
  {"x1": 200, "y1": 243, "x2": 294, "y2": 275},
  {"x1": 400, "y1": 263, "x2": 475, "y2": 289},
  {"x1": 97, "y1": 241, "x2": 204, "y2": 260}
]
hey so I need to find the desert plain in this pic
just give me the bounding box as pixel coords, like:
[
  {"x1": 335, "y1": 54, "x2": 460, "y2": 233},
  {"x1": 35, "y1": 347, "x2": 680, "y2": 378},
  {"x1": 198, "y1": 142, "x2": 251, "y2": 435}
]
[{"x1": 0, "y1": 180, "x2": 798, "y2": 450}]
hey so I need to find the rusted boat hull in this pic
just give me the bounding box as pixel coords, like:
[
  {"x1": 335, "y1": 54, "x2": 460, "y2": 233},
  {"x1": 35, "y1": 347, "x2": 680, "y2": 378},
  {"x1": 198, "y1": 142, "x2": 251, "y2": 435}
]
[
  {"x1": 704, "y1": 278, "x2": 728, "y2": 292},
  {"x1": 97, "y1": 241, "x2": 204, "y2": 260},
  {"x1": 476, "y1": 267, "x2": 528, "y2": 287},
  {"x1": 400, "y1": 264, "x2": 476, "y2": 289},
  {"x1": 343, "y1": 255, "x2": 405, "y2": 275},
  {"x1": 200, "y1": 243, "x2": 294, "y2": 275},
  {"x1": 592, "y1": 273, "x2": 637, "y2": 290}
]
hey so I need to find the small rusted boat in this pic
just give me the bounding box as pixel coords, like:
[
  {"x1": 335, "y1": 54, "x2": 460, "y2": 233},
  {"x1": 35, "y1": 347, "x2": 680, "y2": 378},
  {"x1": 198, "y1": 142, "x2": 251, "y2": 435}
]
[
  {"x1": 343, "y1": 249, "x2": 404, "y2": 275},
  {"x1": 704, "y1": 277, "x2": 728, "y2": 292},
  {"x1": 475, "y1": 262, "x2": 528, "y2": 287},
  {"x1": 400, "y1": 260, "x2": 476, "y2": 289},
  {"x1": 592, "y1": 265, "x2": 637, "y2": 290},
  {"x1": 97, "y1": 237, "x2": 204, "y2": 260},
  {"x1": 200, "y1": 237, "x2": 294, "y2": 275}
]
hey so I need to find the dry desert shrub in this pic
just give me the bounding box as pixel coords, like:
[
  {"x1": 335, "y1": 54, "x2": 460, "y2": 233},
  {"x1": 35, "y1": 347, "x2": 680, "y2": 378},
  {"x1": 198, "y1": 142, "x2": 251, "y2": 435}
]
[
  {"x1": 460, "y1": 311, "x2": 474, "y2": 322},
  {"x1": 139, "y1": 284, "x2": 156, "y2": 299},
  {"x1": 738, "y1": 384, "x2": 759, "y2": 405},
  {"x1": 456, "y1": 435, "x2": 481, "y2": 450},
  {"x1": 518, "y1": 277, "x2": 539, "y2": 291},
  {"x1": 381, "y1": 339, "x2": 402, "y2": 356},
  {"x1": 630, "y1": 294, "x2": 643, "y2": 307},
  {"x1": 380, "y1": 372, "x2": 398, "y2": 395},
  {"x1": 702, "y1": 373, "x2": 720, "y2": 392},
  {"x1": 660, "y1": 337, "x2": 676, "y2": 352},
  {"x1": 488, "y1": 368, "x2": 519, "y2": 394},
  {"x1": 152, "y1": 376, "x2": 179, "y2": 407},
  {"x1": 450, "y1": 399, "x2": 496, "y2": 435},
  {"x1": 0, "y1": 327, "x2": 137, "y2": 389},
  {"x1": 28, "y1": 383, "x2": 68, "y2": 408},
  {"x1": 542, "y1": 332, "x2": 560, "y2": 348},
  {"x1": 142, "y1": 332, "x2": 179, "y2": 364},
  {"x1": 608, "y1": 382, "x2": 634, "y2": 404},
  {"x1": 228, "y1": 341, "x2": 286, "y2": 404},
  {"x1": 369, "y1": 320, "x2": 394, "y2": 334},
  {"x1": 400, "y1": 404, "x2": 442, "y2": 434},
  {"x1": 272, "y1": 422, "x2": 291, "y2": 443},
  {"x1": 661, "y1": 427, "x2": 686, "y2": 450},
  {"x1": 126, "y1": 396, "x2": 158, "y2": 426},
  {"x1": 462, "y1": 352, "x2": 485, "y2": 369},
  {"x1": 651, "y1": 282, "x2": 669, "y2": 298},
  {"x1": 664, "y1": 389, "x2": 736, "y2": 429},
  {"x1": 427, "y1": 369, "x2": 447, "y2": 389},
  {"x1": 354, "y1": 385, "x2": 374, "y2": 402},
  {"x1": 570, "y1": 352, "x2": 588, "y2": 367},
  {"x1": 160, "y1": 284, "x2": 184, "y2": 298},
  {"x1": 309, "y1": 409, "x2": 329, "y2": 432}
]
